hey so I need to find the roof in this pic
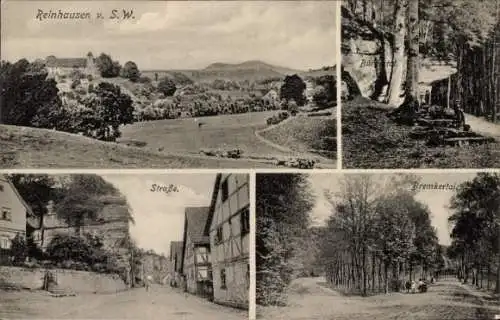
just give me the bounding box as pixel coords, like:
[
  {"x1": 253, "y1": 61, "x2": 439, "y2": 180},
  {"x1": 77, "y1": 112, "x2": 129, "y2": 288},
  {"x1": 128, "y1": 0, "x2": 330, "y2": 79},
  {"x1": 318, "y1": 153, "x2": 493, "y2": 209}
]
[
  {"x1": 0, "y1": 175, "x2": 34, "y2": 217},
  {"x1": 45, "y1": 57, "x2": 88, "y2": 68},
  {"x1": 204, "y1": 174, "x2": 222, "y2": 236},
  {"x1": 185, "y1": 206, "x2": 210, "y2": 244}
]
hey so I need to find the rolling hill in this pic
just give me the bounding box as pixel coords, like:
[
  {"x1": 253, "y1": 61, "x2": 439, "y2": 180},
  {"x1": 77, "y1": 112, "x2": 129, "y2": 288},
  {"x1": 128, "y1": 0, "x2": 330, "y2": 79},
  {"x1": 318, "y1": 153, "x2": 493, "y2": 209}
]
[
  {"x1": 0, "y1": 124, "x2": 274, "y2": 168},
  {"x1": 142, "y1": 60, "x2": 335, "y2": 83}
]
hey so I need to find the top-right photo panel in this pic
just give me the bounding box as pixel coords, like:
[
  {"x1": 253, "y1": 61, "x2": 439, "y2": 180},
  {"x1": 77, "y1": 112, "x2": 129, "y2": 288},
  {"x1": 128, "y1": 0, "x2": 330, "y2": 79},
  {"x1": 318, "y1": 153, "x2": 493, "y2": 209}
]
[{"x1": 341, "y1": 0, "x2": 500, "y2": 169}]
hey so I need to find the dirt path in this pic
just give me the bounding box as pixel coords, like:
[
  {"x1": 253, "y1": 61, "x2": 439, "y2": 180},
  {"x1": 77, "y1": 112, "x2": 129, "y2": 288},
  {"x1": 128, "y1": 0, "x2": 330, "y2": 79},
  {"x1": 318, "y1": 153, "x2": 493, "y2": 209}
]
[
  {"x1": 465, "y1": 114, "x2": 500, "y2": 140},
  {"x1": 258, "y1": 277, "x2": 500, "y2": 320},
  {"x1": 0, "y1": 285, "x2": 247, "y2": 319}
]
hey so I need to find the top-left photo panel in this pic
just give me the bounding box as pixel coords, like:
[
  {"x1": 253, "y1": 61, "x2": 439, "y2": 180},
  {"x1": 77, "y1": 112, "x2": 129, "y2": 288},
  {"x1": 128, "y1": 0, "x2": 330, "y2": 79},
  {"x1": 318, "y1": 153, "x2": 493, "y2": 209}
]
[{"x1": 0, "y1": 0, "x2": 338, "y2": 170}]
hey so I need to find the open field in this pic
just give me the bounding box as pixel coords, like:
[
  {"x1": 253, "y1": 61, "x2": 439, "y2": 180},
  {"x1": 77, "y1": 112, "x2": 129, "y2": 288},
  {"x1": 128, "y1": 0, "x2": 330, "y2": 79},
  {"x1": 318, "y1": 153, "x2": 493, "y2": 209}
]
[
  {"x1": 120, "y1": 111, "x2": 298, "y2": 158},
  {"x1": 258, "y1": 277, "x2": 500, "y2": 320},
  {"x1": 0, "y1": 124, "x2": 274, "y2": 168},
  {"x1": 342, "y1": 97, "x2": 500, "y2": 169},
  {"x1": 0, "y1": 285, "x2": 247, "y2": 319}
]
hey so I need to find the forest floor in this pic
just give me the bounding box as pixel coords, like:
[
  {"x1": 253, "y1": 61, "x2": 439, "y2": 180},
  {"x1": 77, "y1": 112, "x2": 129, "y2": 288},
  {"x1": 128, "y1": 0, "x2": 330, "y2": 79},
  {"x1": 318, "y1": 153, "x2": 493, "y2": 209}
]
[
  {"x1": 257, "y1": 277, "x2": 500, "y2": 320},
  {"x1": 342, "y1": 97, "x2": 500, "y2": 169}
]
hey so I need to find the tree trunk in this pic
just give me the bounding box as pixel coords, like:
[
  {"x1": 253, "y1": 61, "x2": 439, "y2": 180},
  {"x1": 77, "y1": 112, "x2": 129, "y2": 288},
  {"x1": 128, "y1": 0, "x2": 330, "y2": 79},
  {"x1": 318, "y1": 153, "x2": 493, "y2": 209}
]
[
  {"x1": 386, "y1": 0, "x2": 407, "y2": 106},
  {"x1": 405, "y1": 0, "x2": 419, "y2": 104},
  {"x1": 384, "y1": 261, "x2": 389, "y2": 294}
]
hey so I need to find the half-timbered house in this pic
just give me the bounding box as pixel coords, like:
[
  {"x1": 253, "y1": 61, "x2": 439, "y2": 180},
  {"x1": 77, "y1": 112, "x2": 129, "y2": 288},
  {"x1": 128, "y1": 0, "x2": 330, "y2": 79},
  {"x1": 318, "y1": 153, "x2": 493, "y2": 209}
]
[
  {"x1": 205, "y1": 174, "x2": 250, "y2": 309},
  {"x1": 180, "y1": 207, "x2": 213, "y2": 299},
  {"x1": 169, "y1": 241, "x2": 184, "y2": 287}
]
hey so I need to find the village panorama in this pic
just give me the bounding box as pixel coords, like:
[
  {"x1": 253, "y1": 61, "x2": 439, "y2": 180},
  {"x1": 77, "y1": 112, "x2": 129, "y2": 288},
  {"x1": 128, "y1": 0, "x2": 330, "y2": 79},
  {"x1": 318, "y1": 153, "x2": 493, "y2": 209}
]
[
  {"x1": 0, "y1": 173, "x2": 250, "y2": 319},
  {"x1": 0, "y1": 1, "x2": 339, "y2": 169}
]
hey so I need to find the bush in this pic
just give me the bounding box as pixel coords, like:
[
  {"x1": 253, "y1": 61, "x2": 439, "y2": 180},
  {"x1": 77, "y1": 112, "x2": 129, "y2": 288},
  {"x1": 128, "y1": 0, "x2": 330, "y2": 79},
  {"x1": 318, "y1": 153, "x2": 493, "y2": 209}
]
[
  {"x1": 11, "y1": 234, "x2": 28, "y2": 266},
  {"x1": 138, "y1": 76, "x2": 152, "y2": 84}
]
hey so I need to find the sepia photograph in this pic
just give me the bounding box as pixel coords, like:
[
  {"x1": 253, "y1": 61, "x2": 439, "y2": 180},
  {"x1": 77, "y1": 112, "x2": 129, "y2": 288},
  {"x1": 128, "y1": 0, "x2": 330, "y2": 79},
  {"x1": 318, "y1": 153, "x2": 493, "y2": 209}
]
[
  {"x1": 256, "y1": 172, "x2": 500, "y2": 320},
  {"x1": 0, "y1": 0, "x2": 337, "y2": 169},
  {"x1": 0, "y1": 173, "x2": 250, "y2": 319},
  {"x1": 341, "y1": 0, "x2": 500, "y2": 169}
]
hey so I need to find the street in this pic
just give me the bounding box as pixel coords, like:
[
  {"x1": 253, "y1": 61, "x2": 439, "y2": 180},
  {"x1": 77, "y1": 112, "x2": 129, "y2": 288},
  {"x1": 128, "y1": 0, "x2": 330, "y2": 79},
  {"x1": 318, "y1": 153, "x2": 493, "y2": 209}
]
[
  {"x1": 0, "y1": 284, "x2": 248, "y2": 319},
  {"x1": 258, "y1": 277, "x2": 500, "y2": 320}
]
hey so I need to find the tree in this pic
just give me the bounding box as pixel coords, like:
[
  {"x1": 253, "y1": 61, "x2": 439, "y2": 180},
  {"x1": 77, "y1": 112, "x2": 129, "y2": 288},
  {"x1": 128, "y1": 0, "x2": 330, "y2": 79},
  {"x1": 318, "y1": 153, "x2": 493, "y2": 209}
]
[
  {"x1": 448, "y1": 173, "x2": 500, "y2": 291},
  {"x1": 120, "y1": 61, "x2": 140, "y2": 82},
  {"x1": 95, "y1": 53, "x2": 121, "y2": 78},
  {"x1": 386, "y1": 0, "x2": 407, "y2": 106},
  {"x1": 0, "y1": 59, "x2": 62, "y2": 127},
  {"x1": 10, "y1": 234, "x2": 28, "y2": 265},
  {"x1": 280, "y1": 74, "x2": 307, "y2": 106},
  {"x1": 256, "y1": 174, "x2": 315, "y2": 305},
  {"x1": 158, "y1": 77, "x2": 177, "y2": 96},
  {"x1": 8, "y1": 175, "x2": 60, "y2": 238},
  {"x1": 404, "y1": 0, "x2": 419, "y2": 105},
  {"x1": 90, "y1": 82, "x2": 134, "y2": 141},
  {"x1": 54, "y1": 174, "x2": 133, "y2": 234}
]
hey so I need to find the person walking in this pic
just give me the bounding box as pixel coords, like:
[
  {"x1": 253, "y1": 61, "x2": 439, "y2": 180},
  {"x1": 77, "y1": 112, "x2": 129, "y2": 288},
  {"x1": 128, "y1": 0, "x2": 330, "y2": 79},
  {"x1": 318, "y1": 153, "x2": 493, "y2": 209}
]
[{"x1": 145, "y1": 275, "x2": 153, "y2": 292}]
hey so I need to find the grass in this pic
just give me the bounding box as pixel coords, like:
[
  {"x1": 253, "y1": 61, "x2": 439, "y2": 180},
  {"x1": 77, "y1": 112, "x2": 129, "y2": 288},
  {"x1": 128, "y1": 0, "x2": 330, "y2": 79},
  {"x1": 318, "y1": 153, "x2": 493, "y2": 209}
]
[
  {"x1": 258, "y1": 113, "x2": 336, "y2": 160},
  {"x1": 342, "y1": 97, "x2": 500, "y2": 169},
  {"x1": 120, "y1": 111, "x2": 297, "y2": 158},
  {"x1": 0, "y1": 125, "x2": 274, "y2": 168}
]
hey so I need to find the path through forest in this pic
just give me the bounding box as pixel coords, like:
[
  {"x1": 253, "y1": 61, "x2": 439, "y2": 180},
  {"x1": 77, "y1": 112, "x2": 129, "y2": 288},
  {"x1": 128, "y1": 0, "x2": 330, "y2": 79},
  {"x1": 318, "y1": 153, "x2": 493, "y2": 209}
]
[{"x1": 258, "y1": 277, "x2": 500, "y2": 320}]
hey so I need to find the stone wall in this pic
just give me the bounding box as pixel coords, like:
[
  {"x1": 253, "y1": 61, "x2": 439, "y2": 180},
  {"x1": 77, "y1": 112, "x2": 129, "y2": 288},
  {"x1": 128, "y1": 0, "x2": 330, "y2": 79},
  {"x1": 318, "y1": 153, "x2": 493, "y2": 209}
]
[{"x1": 0, "y1": 266, "x2": 127, "y2": 294}]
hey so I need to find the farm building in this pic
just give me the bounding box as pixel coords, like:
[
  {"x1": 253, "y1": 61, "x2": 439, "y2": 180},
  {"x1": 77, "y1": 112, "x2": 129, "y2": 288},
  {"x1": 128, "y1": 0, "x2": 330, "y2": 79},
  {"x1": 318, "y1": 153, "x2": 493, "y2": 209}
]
[
  {"x1": 180, "y1": 206, "x2": 213, "y2": 299},
  {"x1": 169, "y1": 241, "x2": 184, "y2": 287},
  {"x1": 205, "y1": 174, "x2": 250, "y2": 309},
  {"x1": 45, "y1": 52, "x2": 98, "y2": 78},
  {"x1": 0, "y1": 175, "x2": 34, "y2": 253}
]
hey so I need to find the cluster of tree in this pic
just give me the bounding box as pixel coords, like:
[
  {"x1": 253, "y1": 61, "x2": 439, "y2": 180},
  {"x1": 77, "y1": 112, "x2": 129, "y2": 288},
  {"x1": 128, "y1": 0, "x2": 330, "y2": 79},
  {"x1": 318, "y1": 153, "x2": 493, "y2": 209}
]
[
  {"x1": 209, "y1": 79, "x2": 241, "y2": 91},
  {"x1": 344, "y1": 0, "x2": 499, "y2": 108},
  {"x1": 256, "y1": 174, "x2": 315, "y2": 306},
  {"x1": 447, "y1": 173, "x2": 500, "y2": 292},
  {"x1": 0, "y1": 59, "x2": 134, "y2": 141},
  {"x1": 312, "y1": 75, "x2": 337, "y2": 109},
  {"x1": 320, "y1": 174, "x2": 443, "y2": 296},
  {"x1": 0, "y1": 59, "x2": 61, "y2": 126},
  {"x1": 95, "y1": 53, "x2": 141, "y2": 82}
]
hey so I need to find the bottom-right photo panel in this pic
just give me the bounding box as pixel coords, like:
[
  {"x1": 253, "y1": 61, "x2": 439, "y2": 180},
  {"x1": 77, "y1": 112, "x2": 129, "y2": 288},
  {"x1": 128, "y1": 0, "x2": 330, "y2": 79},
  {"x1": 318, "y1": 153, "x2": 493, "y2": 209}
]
[{"x1": 256, "y1": 172, "x2": 500, "y2": 320}]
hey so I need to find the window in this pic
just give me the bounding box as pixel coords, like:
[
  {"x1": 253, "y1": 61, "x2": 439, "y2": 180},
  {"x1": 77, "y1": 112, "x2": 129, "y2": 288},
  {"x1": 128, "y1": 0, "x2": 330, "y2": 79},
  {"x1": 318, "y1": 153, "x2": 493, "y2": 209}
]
[
  {"x1": 0, "y1": 184, "x2": 4, "y2": 191},
  {"x1": 0, "y1": 237, "x2": 11, "y2": 249},
  {"x1": 197, "y1": 266, "x2": 208, "y2": 281},
  {"x1": 1, "y1": 208, "x2": 11, "y2": 221},
  {"x1": 246, "y1": 264, "x2": 250, "y2": 289},
  {"x1": 215, "y1": 226, "x2": 223, "y2": 244},
  {"x1": 241, "y1": 208, "x2": 250, "y2": 235},
  {"x1": 220, "y1": 269, "x2": 226, "y2": 289},
  {"x1": 221, "y1": 179, "x2": 229, "y2": 202}
]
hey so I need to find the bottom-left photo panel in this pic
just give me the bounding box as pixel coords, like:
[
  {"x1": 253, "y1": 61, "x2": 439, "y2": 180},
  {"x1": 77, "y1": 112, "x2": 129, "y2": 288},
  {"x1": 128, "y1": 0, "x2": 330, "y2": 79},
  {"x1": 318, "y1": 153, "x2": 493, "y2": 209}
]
[{"x1": 0, "y1": 172, "x2": 250, "y2": 320}]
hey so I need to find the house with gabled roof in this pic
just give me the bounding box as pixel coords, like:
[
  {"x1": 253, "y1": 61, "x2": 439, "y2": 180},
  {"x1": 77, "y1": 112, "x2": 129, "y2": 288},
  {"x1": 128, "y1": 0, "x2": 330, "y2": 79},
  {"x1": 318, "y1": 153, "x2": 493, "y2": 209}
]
[
  {"x1": 180, "y1": 206, "x2": 213, "y2": 298},
  {"x1": 45, "y1": 52, "x2": 98, "y2": 78},
  {"x1": 205, "y1": 174, "x2": 250, "y2": 309},
  {"x1": 0, "y1": 175, "x2": 35, "y2": 256},
  {"x1": 169, "y1": 241, "x2": 184, "y2": 287}
]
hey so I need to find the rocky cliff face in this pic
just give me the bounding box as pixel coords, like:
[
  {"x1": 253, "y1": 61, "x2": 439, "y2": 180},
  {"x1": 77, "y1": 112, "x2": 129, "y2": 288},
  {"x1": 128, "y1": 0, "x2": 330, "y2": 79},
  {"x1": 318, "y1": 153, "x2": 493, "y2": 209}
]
[{"x1": 341, "y1": 6, "x2": 403, "y2": 103}]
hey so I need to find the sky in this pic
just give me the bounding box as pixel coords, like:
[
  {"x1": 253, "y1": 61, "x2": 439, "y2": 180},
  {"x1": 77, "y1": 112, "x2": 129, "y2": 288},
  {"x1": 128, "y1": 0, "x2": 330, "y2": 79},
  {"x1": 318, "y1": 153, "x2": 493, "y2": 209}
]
[
  {"x1": 101, "y1": 173, "x2": 216, "y2": 256},
  {"x1": 1, "y1": 1, "x2": 339, "y2": 70},
  {"x1": 307, "y1": 172, "x2": 478, "y2": 246}
]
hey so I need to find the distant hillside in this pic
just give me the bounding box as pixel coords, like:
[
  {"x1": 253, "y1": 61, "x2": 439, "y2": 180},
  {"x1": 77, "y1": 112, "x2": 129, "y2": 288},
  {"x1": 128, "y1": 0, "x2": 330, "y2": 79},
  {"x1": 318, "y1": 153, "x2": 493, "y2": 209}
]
[{"x1": 144, "y1": 60, "x2": 311, "y2": 82}]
